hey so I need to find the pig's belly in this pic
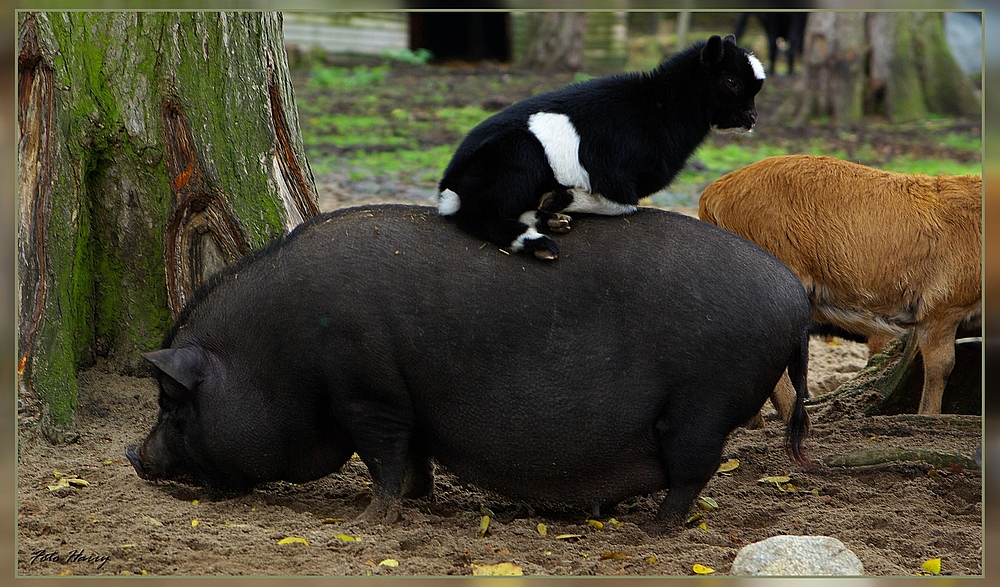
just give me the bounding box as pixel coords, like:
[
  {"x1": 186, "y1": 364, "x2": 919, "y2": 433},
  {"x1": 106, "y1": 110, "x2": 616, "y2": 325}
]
[{"x1": 427, "y1": 433, "x2": 668, "y2": 506}]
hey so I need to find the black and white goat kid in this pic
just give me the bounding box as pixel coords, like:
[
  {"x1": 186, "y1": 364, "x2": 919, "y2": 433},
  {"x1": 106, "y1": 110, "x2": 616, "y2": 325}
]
[{"x1": 437, "y1": 34, "x2": 765, "y2": 260}]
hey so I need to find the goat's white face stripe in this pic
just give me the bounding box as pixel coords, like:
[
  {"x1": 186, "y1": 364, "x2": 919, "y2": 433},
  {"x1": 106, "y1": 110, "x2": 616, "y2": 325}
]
[
  {"x1": 528, "y1": 112, "x2": 592, "y2": 192},
  {"x1": 438, "y1": 188, "x2": 461, "y2": 215},
  {"x1": 747, "y1": 53, "x2": 766, "y2": 80}
]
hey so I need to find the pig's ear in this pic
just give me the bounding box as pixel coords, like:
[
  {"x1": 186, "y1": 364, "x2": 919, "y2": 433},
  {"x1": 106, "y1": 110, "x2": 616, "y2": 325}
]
[{"x1": 142, "y1": 347, "x2": 209, "y2": 395}]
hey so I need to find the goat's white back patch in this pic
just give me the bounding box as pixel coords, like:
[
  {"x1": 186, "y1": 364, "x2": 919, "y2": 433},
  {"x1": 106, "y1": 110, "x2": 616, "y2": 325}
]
[
  {"x1": 527, "y1": 112, "x2": 591, "y2": 192},
  {"x1": 747, "y1": 53, "x2": 766, "y2": 80},
  {"x1": 438, "y1": 188, "x2": 461, "y2": 216}
]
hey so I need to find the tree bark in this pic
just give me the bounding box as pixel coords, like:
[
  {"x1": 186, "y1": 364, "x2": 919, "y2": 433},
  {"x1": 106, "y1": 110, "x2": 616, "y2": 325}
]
[
  {"x1": 522, "y1": 12, "x2": 587, "y2": 72},
  {"x1": 17, "y1": 12, "x2": 318, "y2": 441},
  {"x1": 807, "y1": 332, "x2": 981, "y2": 419},
  {"x1": 787, "y1": 12, "x2": 980, "y2": 127}
]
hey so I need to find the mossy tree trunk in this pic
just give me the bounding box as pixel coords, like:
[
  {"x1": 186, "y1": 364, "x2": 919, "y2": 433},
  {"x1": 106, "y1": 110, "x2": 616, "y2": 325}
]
[
  {"x1": 17, "y1": 12, "x2": 318, "y2": 442},
  {"x1": 785, "y1": 12, "x2": 979, "y2": 126}
]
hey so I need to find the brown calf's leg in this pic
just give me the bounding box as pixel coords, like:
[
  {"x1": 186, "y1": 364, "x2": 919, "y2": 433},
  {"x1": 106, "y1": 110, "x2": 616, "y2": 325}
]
[{"x1": 915, "y1": 321, "x2": 958, "y2": 415}]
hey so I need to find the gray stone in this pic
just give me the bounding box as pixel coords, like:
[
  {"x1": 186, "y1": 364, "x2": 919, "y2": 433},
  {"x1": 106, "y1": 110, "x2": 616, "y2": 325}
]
[{"x1": 730, "y1": 535, "x2": 865, "y2": 576}]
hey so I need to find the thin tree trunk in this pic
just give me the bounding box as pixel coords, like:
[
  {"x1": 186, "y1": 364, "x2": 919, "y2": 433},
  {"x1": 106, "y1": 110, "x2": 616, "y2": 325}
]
[
  {"x1": 788, "y1": 12, "x2": 867, "y2": 127},
  {"x1": 17, "y1": 12, "x2": 318, "y2": 441},
  {"x1": 522, "y1": 12, "x2": 587, "y2": 71}
]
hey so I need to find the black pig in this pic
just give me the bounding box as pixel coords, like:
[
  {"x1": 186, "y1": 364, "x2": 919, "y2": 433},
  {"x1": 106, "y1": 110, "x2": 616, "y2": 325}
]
[{"x1": 127, "y1": 204, "x2": 811, "y2": 530}]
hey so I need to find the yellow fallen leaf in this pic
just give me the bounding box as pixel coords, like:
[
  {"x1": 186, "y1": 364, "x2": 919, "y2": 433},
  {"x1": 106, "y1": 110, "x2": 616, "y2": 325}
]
[
  {"x1": 698, "y1": 522, "x2": 708, "y2": 531},
  {"x1": 143, "y1": 516, "x2": 162, "y2": 526},
  {"x1": 472, "y1": 562, "x2": 523, "y2": 576},
  {"x1": 921, "y1": 558, "x2": 941, "y2": 575},
  {"x1": 698, "y1": 496, "x2": 719, "y2": 511},
  {"x1": 647, "y1": 556, "x2": 658, "y2": 564},
  {"x1": 321, "y1": 518, "x2": 341, "y2": 524},
  {"x1": 684, "y1": 512, "x2": 704, "y2": 525},
  {"x1": 120, "y1": 544, "x2": 136, "y2": 550},
  {"x1": 191, "y1": 519, "x2": 199, "y2": 527},
  {"x1": 59, "y1": 568, "x2": 72, "y2": 576},
  {"x1": 555, "y1": 534, "x2": 584, "y2": 541},
  {"x1": 334, "y1": 534, "x2": 358, "y2": 542},
  {"x1": 478, "y1": 515, "x2": 490, "y2": 539},
  {"x1": 608, "y1": 518, "x2": 623, "y2": 528},
  {"x1": 66, "y1": 478, "x2": 89, "y2": 487},
  {"x1": 278, "y1": 536, "x2": 309, "y2": 546},
  {"x1": 191, "y1": 499, "x2": 199, "y2": 506},
  {"x1": 537, "y1": 523, "x2": 547, "y2": 536},
  {"x1": 587, "y1": 519, "x2": 604, "y2": 530},
  {"x1": 46, "y1": 478, "x2": 70, "y2": 491},
  {"x1": 692, "y1": 564, "x2": 715, "y2": 574},
  {"x1": 601, "y1": 551, "x2": 631, "y2": 560},
  {"x1": 717, "y1": 458, "x2": 740, "y2": 473},
  {"x1": 378, "y1": 559, "x2": 399, "y2": 567}
]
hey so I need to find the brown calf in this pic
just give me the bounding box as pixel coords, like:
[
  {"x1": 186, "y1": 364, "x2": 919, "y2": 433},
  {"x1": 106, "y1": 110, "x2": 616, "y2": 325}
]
[{"x1": 699, "y1": 155, "x2": 981, "y2": 415}]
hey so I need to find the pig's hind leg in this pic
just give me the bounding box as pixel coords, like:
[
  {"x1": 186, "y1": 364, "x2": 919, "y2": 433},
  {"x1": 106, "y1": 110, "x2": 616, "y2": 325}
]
[{"x1": 650, "y1": 419, "x2": 728, "y2": 531}]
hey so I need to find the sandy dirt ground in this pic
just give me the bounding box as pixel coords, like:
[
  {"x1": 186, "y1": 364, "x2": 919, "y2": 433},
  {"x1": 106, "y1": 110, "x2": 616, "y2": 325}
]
[{"x1": 17, "y1": 326, "x2": 982, "y2": 577}]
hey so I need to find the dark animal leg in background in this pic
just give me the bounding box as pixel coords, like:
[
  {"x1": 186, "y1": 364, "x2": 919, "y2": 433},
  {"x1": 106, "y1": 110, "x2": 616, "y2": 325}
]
[{"x1": 402, "y1": 454, "x2": 435, "y2": 499}]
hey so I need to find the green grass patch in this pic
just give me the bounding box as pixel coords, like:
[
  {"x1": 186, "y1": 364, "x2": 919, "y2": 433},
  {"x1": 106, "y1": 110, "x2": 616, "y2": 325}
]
[
  {"x1": 308, "y1": 63, "x2": 391, "y2": 90},
  {"x1": 880, "y1": 157, "x2": 981, "y2": 176},
  {"x1": 434, "y1": 106, "x2": 493, "y2": 135}
]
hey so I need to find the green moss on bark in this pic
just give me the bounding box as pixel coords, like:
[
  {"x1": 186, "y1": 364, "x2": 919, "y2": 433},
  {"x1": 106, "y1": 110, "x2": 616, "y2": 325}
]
[{"x1": 886, "y1": 13, "x2": 928, "y2": 124}]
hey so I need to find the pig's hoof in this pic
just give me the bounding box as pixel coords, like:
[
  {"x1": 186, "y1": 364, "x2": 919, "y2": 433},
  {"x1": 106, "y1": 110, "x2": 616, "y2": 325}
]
[
  {"x1": 547, "y1": 213, "x2": 572, "y2": 233},
  {"x1": 357, "y1": 496, "x2": 402, "y2": 525}
]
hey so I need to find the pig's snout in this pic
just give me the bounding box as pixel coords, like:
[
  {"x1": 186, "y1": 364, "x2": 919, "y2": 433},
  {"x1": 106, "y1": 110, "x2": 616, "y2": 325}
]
[{"x1": 125, "y1": 445, "x2": 149, "y2": 479}]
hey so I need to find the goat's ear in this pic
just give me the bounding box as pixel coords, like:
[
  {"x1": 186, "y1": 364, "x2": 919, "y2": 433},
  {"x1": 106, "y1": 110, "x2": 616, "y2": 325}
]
[
  {"x1": 701, "y1": 35, "x2": 725, "y2": 67},
  {"x1": 723, "y1": 33, "x2": 737, "y2": 45}
]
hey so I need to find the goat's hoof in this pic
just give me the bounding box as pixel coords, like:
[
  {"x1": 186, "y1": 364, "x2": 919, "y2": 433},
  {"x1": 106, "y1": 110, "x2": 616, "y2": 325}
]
[
  {"x1": 534, "y1": 249, "x2": 558, "y2": 261},
  {"x1": 547, "y1": 213, "x2": 572, "y2": 233}
]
